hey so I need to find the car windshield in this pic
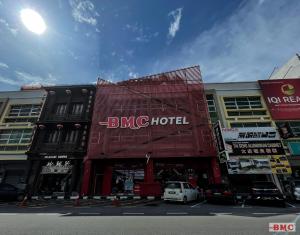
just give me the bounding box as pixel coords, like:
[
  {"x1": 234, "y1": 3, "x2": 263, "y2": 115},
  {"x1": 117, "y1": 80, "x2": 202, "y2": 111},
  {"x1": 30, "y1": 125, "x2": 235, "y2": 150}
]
[
  {"x1": 208, "y1": 184, "x2": 228, "y2": 190},
  {"x1": 253, "y1": 182, "x2": 276, "y2": 189},
  {"x1": 165, "y1": 183, "x2": 181, "y2": 189}
]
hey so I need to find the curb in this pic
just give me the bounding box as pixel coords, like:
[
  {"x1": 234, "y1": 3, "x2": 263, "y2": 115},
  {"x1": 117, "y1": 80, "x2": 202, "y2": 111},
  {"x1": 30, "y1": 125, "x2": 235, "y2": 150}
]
[{"x1": 28, "y1": 195, "x2": 161, "y2": 201}]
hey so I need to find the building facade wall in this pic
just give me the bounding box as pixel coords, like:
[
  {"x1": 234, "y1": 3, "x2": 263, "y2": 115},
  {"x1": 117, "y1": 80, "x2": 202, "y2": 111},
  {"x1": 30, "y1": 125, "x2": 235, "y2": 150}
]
[
  {"x1": 27, "y1": 85, "x2": 95, "y2": 196},
  {"x1": 0, "y1": 89, "x2": 46, "y2": 189},
  {"x1": 82, "y1": 67, "x2": 221, "y2": 196}
]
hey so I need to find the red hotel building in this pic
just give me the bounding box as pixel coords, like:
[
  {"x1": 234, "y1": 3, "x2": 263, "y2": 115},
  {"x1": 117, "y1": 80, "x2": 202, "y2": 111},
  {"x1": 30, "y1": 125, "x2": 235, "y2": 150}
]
[{"x1": 81, "y1": 66, "x2": 221, "y2": 196}]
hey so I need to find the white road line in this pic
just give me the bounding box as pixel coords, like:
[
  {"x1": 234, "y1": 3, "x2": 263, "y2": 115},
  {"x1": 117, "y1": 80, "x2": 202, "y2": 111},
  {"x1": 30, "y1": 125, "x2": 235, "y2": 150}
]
[
  {"x1": 123, "y1": 212, "x2": 145, "y2": 215},
  {"x1": 252, "y1": 212, "x2": 279, "y2": 215},
  {"x1": 0, "y1": 213, "x2": 17, "y2": 215},
  {"x1": 166, "y1": 212, "x2": 188, "y2": 215},
  {"x1": 286, "y1": 202, "x2": 296, "y2": 208},
  {"x1": 191, "y1": 200, "x2": 207, "y2": 208},
  {"x1": 232, "y1": 206, "x2": 252, "y2": 208}
]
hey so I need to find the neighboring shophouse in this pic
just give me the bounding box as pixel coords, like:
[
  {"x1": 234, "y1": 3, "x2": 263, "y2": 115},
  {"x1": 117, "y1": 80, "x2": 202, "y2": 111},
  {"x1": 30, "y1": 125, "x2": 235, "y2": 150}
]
[
  {"x1": 0, "y1": 87, "x2": 46, "y2": 189},
  {"x1": 27, "y1": 85, "x2": 95, "y2": 196},
  {"x1": 81, "y1": 66, "x2": 221, "y2": 196},
  {"x1": 204, "y1": 82, "x2": 288, "y2": 192}
]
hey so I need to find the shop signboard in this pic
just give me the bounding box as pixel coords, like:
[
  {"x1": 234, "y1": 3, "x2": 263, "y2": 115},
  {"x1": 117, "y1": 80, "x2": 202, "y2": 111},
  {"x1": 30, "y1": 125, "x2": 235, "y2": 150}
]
[
  {"x1": 226, "y1": 140, "x2": 285, "y2": 156},
  {"x1": 213, "y1": 121, "x2": 226, "y2": 153},
  {"x1": 222, "y1": 127, "x2": 280, "y2": 141},
  {"x1": 41, "y1": 155, "x2": 69, "y2": 160},
  {"x1": 213, "y1": 121, "x2": 229, "y2": 163},
  {"x1": 99, "y1": 116, "x2": 189, "y2": 129},
  {"x1": 288, "y1": 142, "x2": 300, "y2": 155},
  {"x1": 270, "y1": 155, "x2": 292, "y2": 174},
  {"x1": 259, "y1": 79, "x2": 300, "y2": 120},
  {"x1": 227, "y1": 156, "x2": 272, "y2": 174},
  {"x1": 41, "y1": 161, "x2": 72, "y2": 174}
]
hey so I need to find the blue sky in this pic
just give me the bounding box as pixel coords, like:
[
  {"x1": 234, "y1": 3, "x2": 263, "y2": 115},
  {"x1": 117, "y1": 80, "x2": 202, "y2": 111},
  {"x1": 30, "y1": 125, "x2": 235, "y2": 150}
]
[{"x1": 0, "y1": 0, "x2": 299, "y2": 91}]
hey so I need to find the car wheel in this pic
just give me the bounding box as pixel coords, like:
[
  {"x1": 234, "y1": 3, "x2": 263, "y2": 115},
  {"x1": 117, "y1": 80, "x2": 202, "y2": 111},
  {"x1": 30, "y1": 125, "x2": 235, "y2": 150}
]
[
  {"x1": 183, "y1": 196, "x2": 187, "y2": 204},
  {"x1": 17, "y1": 194, "x2": 24, "y2": 202}
]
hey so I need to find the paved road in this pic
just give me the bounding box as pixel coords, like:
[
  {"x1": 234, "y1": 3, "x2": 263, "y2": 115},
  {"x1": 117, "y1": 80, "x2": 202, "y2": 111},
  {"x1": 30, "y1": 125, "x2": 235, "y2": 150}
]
[
  {"x1": 0, "y1": 199, "x2": 300, "y2": 234},
  {"x1": 0, "y1": 213, "x2": 299, "y2": 235}
]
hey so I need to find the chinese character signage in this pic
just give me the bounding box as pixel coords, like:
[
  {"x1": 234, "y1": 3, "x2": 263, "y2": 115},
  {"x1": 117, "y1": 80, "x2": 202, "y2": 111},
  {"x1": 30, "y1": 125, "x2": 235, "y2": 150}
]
[
  {"x1": 270, "y1": 156, "x2": 292, "y2": 174},
  {"x1": 213, "y1": 121, "x2": 226, "y2": 153},
  {"x1": 41, "y1": 161, "x2": 72, "y2": 174},
  {"x1": 222, "y1": 127, "x2": 280, "y2": 141},
  {"x1": 259, "y1": 79, "x2": 300, "y2": 120},
  {"x1": 226, "y1": 140, "x2": 285, "y2": 156}
]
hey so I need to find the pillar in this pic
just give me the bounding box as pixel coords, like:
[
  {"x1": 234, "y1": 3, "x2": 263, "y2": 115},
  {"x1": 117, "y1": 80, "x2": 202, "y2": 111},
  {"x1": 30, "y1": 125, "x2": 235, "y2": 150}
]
[
  {"x1": 80, "y1": 159, "x2": 92, "y2": 196},
  {"x1": 144, "y1": 159, "x2": 154, "y2": 183},
  {"x1": 211, "y1": 157, "x2": 221, "y2": 184},
  {"x1": 102, "y1": 165, "x2": 113, "y2": 195},
  {"x1": 70, "y1": 160, "x2": 79, "y2": 193}
]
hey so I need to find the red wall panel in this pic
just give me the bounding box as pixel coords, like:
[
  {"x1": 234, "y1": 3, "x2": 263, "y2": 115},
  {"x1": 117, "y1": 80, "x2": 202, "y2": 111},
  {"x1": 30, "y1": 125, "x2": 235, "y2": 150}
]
[{"x1": 86, "y1": 66, "x2": 216, "y2": 159}]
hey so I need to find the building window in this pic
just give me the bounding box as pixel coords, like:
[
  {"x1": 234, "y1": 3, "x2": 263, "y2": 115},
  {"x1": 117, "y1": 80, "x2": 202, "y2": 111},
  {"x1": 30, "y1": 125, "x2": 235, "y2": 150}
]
[
  {"x1": 224, "y1": 97, "x2": 263, "y2": 110},
  {"x1": 71, "y1": 103, "x2": 83, "y2": 115},
  {"x1": 276, "y1": 121, "x2": 300, "y2": 137},
  {"x1": 8, "y1": 104, "x2": 41, "y2": 117},
  {"x1": 4, "y1": 117, "x2": 38, "y2": 123},
  {"x1": 206, "y1": 95, "x2": 216, "y2": 112},
  {"x1": 227, "y1": 110, "x2": 266, "y2": 116},
  {"x1": 230, "y1": 122, "x2": 272, "y2": 128},
  {"x1": 64, "y1": 130, "x2": 79, "y2": 143},
  {"x1": 46, "y1": 130, "x2": 62, "y2": 143},
  {"x1": 0, "y1": 129, "x2": 32, "y2": 144},
  {"x1": 54, "y1": 104, "x2": 67, "y2": 116}
]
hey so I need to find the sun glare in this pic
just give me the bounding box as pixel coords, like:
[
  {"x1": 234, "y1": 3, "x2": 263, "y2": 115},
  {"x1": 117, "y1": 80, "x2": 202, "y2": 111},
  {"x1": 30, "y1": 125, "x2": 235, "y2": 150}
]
[{"x1": 20, "y1": 9, "x2": 46, "y2": 35}]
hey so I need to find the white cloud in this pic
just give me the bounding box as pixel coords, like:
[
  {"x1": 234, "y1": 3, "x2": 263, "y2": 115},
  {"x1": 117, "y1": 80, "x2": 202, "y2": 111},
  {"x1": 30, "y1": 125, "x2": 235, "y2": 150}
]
[
  {"x1": 153, "y1": 0, "x2": 300, "y2": 83},
  {"x1": 0, "y1": 75, "x2": 19, "y2": 86},
  {"x1": 0, "y1": 62, "x2": 9, "y2": 69},
  {"x1": 168, "y1": 8, "x2": 183, "y2": 39},
  {"x1": 0, "y1": 18, "x2": 18, "y2": 36},
  {"x1": 15, "y1": 71, "x2": 57, "y2": 85},
  {"x1": 69, "y1": 0, "x2": 97, "y2": 25},
  {"x1": 125, "y1": 23, "x2": 158, "y2": 43}
]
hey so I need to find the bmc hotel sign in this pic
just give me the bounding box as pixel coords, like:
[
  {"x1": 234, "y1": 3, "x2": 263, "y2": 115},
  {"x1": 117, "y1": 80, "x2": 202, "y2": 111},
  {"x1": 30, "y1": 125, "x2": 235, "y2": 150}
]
[
  {"x1": 99, "y1": 116, "x2": 189, "y2": 129},
  {"x1": 259, "y1": 79, "x2": 300, "y2": 120}
]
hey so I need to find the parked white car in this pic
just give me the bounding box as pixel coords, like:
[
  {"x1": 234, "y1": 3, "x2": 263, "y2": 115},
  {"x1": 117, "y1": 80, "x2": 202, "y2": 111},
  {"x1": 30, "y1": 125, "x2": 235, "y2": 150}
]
[{"x1": 163, "y1": 181, "x2": 200, "y2": 203}]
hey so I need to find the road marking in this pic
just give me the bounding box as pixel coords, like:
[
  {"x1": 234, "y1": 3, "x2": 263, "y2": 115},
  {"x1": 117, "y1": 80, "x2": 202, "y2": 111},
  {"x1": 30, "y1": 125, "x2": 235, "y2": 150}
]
[
  {"x1": 232, "y1": 206, "x2": 252, "y2": 208},
  {"x1": 252, "y1": 212, "x2": 279, "y2": 215},
  {"x1": 0, "y1": 213, "x2": 17, "y2": 215},
  {"x1": 166, "y1": 212, "x2": 188, "y2": 215},
  {"x1": 123, "y1": 212, "x2": 145, "y2": 215},
  {"x1": 286, "y1": 202, "x2": 296, "y2": 208},
  {"x1": 191, "y1": 200, "x2": 207, "y2": 208}
]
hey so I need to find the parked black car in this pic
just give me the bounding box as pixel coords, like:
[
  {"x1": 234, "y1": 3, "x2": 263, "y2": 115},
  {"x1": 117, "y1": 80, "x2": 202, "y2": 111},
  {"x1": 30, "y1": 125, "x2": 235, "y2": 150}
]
[
  {"x1": 0, "y1": 183, "x2": 25, "y2": 201},
  {"x1": 249, "y1": 181, "x2": 285, "y2": 206},
  {"x1": 205, "y1": 184, "x2": 236, "y2": 204}
]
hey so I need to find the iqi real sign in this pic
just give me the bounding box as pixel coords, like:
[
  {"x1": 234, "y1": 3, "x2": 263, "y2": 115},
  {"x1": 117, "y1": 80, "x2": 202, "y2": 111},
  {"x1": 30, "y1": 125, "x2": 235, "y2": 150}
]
[
  {"x1": 259, "y1": 79, "x2": 300, "y2": 120},
  {"x1": 99, "y1": 116, "x2": 189, "y2": 129}
]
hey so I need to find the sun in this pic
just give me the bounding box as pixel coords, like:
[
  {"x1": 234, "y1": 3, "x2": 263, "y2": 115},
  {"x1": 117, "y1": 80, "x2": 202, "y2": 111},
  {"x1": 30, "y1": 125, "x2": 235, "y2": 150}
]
[{"x1": 20, "y1": 9, "x2": 46, "y2": 35}]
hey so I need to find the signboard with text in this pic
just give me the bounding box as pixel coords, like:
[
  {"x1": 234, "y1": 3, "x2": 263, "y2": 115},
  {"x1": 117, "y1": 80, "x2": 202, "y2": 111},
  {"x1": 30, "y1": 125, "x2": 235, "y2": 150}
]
[
  {"x1": 222, "y1": 127, "x2": 280, "y2": 141},
  {"x1": 226, "y1": 140, "x2": 285, "y2": 156},
  {"x1": 259, "y1": 79, "x2": 300, "y2": 120}
]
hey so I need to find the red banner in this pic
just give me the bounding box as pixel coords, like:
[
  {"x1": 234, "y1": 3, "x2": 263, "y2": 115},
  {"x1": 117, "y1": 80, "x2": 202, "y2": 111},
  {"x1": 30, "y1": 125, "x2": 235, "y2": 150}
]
[{"x1": 259, "y1": 79, "x2": 300, "y2": 120}]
